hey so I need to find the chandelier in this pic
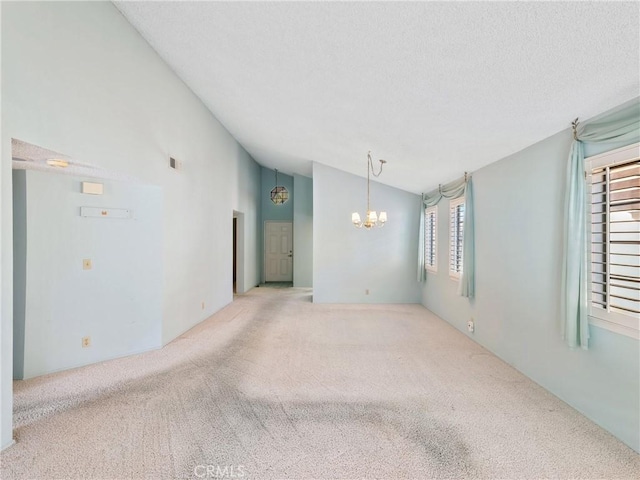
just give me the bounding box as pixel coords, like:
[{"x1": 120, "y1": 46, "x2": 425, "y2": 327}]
[
  {"x1": 270, "y1": 169, "x2": 289, "y2": 205},
  {"x1": 351, "y1": 151, "x2": 387, "y2": 229}
]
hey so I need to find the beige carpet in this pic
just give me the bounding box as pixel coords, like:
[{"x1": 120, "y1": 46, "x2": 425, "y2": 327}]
[{"x1": 1, "y1": 287, "x2": 639, "y2": 479}]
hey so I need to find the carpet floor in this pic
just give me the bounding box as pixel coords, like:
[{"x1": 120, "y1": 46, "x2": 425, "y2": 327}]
[{"x1": 1, "y1": 287, "x2": 639, "y2": 479}]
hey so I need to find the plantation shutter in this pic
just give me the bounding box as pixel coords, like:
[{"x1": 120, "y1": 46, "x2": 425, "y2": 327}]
[
  {"x1": 449, "y1": 200, "x2": 465, "y2": 275},
  {"x1": 425, "y1": 208, "x2": 437, "y2": 270},
  {"x1": 591, "y1": 158, "x2": 640, "y2": 316}
]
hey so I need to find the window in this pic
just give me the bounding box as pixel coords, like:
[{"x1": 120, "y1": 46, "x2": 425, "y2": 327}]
[
  {"x1": 424, "y1": 206, "x2": 437, "y2": 272},
  {"x1": 587, "y1": 143, "x2": 640, "y2": 338},
  {"x1": 449, "y1": 197, "x2": 465, "y2": 279}
]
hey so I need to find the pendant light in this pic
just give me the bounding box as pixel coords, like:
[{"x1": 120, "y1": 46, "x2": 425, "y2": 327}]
[{"x1": 270, "y1": 168, "x2": 289, "y2": 205}]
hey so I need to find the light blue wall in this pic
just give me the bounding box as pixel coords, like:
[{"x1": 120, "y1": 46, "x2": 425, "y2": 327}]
[
  {"x1": 313, "y1": 163, "x2": 422, "y2": 303},
  {"x1": 261, "y1": 167, "x2": 294, "y2": 223},
  {"x1": 1, "y1": 1, "x2": 262, "y2": 448},
  {"x1": 260, "y1": 167, "x2": 294, "y2": 282},
  {"x1": 293, "y1": 174, "x2": 313, "y2": 287},
  {"x1": 232, "y1": 144, "x2": 262, "y2": 293},
  {"x1": 421, "y1": 122, "x2": 640, "y2": 451},
  {"x1": 14, "y1": 171, "x2": 163, "y2": 379}
]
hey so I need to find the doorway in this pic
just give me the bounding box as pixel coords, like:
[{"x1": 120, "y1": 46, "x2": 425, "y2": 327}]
[
  {"x1": 233, "y1": 211, "x2": 245, "y2": 294},
  {"x1": 264, "y1": 221, "x2": 293, "y2": 282},
  {"x1": 233, "y1": 217, "x2": 237, "y2": 293}
]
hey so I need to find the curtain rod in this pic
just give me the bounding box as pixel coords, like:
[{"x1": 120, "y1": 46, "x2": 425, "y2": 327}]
[{"x1": 424, "y1": 171, "x2": 471, "y2": 197}]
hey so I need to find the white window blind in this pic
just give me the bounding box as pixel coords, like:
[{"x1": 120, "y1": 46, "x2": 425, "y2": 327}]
[
  {"x1": 425, "y1": 206, "x2": 437, "y2": 272},
  {"x1": 588, "y1": 143, "x2": 640, "y2": 337},
  {"x1": 449, "y1": 197, "x2": 465, "y2": 278}
]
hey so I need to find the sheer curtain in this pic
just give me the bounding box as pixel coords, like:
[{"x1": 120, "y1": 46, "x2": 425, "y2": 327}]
[
  {"x1": 418, "y1": 175, "x2": 475, "y2": 299},
  {"x1": 562, "y1": 101, "x2": 640, "y2": 349}
]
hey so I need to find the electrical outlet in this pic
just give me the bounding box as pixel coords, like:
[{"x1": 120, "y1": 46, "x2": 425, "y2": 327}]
[
  {"x1": 82, "y1": 336, "x2": 91, "y2": 348},
  {"x1": 83, "y1": 259, "x2": 92, "y2": 270},
  {"x1": 467, "y1": 320, "x2": 475, "y2": 333}
]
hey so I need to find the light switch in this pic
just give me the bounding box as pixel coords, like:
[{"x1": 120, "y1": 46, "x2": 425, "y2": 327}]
[{"x1": 83, "y1": 259, "x2": 92, "y2": 270}]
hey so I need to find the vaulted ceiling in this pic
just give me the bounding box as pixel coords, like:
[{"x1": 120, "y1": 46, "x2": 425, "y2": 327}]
[{"x1": 115, "y1": 1, "x2": 639, "y2": 194}]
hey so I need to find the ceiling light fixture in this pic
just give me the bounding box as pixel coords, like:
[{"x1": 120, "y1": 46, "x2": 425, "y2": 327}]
[
  {"x1": 46, "y1": 159, "x2": 69, "y2": 168},
  {"x1": 270, "y1": 168, "x2": 289, "y2": 205},
  {"x1": 352, "y1": 151, "x2": 387, "y2": 229}
]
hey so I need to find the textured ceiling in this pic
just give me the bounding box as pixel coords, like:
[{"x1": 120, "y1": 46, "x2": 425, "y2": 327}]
[{"x1": 115, "y1": 1, "x2": 640, "y2": 194}]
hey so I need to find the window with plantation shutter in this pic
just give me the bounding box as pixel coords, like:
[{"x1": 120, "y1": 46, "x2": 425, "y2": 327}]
[
  {"x1": 588, "y1": 143, "x2": 640, "y2": 338},
  {"x1": 425, "y1": 206, "x2": 437, "y2": 272},
  {"x1": 449, "y1": 197, "x2": 465, "y2": 279}
]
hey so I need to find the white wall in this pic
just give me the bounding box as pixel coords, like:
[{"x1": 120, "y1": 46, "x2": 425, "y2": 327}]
[
  {"x1": 293, "y1": 174, "x2": 313, "y2": 287},
  {"x1": 13, "y1": 171, "x2": 163, "y2": 379},
  {"x1": 0, "y1": 1, "x2": 10, "y2": 449},
  {"x1": 1, "y1": 1, "x2": 261, "y2": 448},
  {"x1": 421, "y1": 114, "x2": 640, "y2": 451},
  {"x1": 313, "y1": 163, "x2": 421, "y2": 303}
]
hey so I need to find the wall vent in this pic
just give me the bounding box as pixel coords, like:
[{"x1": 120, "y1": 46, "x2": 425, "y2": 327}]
[{"x1": 169, "y1": 157, "x2": 182, "y2": 170}]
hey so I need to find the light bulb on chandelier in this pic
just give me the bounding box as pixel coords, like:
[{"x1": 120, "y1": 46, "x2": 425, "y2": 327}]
[{"x1": 352, "y1": 151, "x2": 388, "y2": 229}]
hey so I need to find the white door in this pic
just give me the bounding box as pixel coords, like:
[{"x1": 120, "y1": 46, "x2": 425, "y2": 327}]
[{"x1": 265, "y1": 222, "x2": 293, "y2": 282}]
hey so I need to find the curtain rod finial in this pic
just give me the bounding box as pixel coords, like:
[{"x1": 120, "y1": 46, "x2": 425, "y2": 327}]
[{"x1": 572, "y1": 118, "x2": 579, "y2": 140}]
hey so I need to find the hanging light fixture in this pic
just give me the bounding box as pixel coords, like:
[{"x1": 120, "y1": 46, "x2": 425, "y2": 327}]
[
  {"x1": 46, "y1": 158, "x2": 69, "y2": 168},
  {"x1": 352, "y1": 151, "x2": 387, "y2": 229},
  {"x1": 270, "y1": 168, "x2": 289, "y2": 205}
]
